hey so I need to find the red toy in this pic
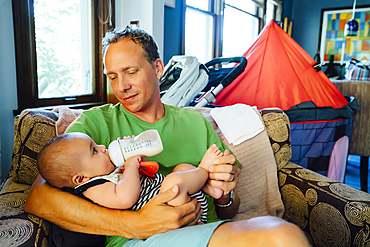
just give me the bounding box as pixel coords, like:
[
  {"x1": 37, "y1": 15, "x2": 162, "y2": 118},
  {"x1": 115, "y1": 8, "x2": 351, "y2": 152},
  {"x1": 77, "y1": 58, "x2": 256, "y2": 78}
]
[{"x1": 120, "y1": 161, "x2": 159, "y2": 178}]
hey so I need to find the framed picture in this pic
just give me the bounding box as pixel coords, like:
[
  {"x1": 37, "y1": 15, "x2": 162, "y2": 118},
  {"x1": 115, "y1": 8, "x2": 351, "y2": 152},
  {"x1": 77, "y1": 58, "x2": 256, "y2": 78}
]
[{"x1": 319, "y1": 6, "x2": 370, "y2": 63}]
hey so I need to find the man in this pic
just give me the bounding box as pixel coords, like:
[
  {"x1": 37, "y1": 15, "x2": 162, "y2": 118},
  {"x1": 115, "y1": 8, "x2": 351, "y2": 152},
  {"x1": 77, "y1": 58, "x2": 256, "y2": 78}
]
[{"x1": 25, "y1": 27, "x2": 310, "y2": 246}]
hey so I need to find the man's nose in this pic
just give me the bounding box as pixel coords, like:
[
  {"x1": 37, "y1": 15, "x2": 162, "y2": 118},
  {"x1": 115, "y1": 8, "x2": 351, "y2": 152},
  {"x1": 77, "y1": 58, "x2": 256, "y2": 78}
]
[{"x1": 117, "y1": 77, "x2": 131, "y2": 92}]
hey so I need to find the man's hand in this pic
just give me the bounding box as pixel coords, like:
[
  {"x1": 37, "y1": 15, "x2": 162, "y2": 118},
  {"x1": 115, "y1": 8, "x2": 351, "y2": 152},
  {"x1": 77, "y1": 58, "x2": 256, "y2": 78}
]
[
  {"x1": 133, "y1": 184, "x2": 202, "y2": 239},
  {"x1": 205, "y1": 150, "x2": 240, "y2": 198},
  {"x1": 201, "y1": 150, "x2": 241, "y2": 219}
]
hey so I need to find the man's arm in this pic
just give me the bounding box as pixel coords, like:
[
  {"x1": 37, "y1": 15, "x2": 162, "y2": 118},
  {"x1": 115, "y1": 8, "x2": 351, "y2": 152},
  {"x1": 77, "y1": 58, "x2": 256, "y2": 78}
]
[{"x1": 25, "y1": 175, "x2": 202, "y2": 239}]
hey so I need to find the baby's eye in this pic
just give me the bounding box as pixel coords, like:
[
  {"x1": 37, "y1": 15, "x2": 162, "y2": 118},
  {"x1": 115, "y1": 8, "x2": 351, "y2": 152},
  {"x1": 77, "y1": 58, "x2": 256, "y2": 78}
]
[{"x1": 93, "y1": 147, "x2": 97, "y2": 154}]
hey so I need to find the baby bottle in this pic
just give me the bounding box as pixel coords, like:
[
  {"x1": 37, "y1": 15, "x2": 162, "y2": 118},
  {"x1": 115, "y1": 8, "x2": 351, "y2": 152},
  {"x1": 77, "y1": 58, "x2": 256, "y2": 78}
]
[{"x1": 108, "y1": 129, "x2": 163, "y2": 167}]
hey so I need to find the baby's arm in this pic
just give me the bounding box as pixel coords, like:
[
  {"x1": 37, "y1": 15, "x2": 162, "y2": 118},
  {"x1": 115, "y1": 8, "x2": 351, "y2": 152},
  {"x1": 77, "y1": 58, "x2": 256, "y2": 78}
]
[{"x1": 83, "y1": 156, "x2": 141, "y2": 209}]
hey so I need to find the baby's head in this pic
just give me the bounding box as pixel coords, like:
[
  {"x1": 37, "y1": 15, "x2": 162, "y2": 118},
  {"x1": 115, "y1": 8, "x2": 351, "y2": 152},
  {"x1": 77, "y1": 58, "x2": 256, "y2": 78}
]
[{"x1": 38, "y1": 133, "x2": 115, "y2": 188}]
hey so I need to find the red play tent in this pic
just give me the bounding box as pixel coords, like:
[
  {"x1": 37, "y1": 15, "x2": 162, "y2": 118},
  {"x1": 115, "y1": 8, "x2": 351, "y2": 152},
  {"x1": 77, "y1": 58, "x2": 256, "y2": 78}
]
[
  {"x1": 215, "y1": 20, "x2": 349, "y2": 110},
  {"x1": 214, "y1": 20, "x2": 359, "y2": 177}
]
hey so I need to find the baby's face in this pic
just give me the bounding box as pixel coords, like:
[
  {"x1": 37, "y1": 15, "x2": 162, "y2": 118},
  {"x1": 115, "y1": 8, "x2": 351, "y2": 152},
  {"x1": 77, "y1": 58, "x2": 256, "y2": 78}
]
[{"x1": 69, "y1": 134, "x2": 115, "y2": 177}]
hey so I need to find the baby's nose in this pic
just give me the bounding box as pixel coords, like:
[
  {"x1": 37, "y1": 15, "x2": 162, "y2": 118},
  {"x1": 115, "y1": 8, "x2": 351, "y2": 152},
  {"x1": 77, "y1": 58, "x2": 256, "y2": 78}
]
[{"x1": 98, "y1": 145, "x2": 107, "y2": 152}]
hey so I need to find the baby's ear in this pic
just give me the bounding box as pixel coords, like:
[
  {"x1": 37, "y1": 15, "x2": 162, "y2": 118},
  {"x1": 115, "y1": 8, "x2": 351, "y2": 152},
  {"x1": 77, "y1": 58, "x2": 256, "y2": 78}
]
[{"x1": 72, "y1": 175, "x2": 90, "y2": 185}]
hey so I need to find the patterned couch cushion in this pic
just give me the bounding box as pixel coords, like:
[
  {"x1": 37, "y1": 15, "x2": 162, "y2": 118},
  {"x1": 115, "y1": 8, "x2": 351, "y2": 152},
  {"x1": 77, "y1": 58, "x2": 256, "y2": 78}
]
[
  {"x1": 0, "y1": 176, "x2": 50, "y2": 246},
  {"x1": 260, "y1": 108, "x2": 292, "y2": 170},
  {"x1": 278, "y1": 162, "x2": 370, "y2": 247},
  {"x1": 10, "y1": 109, "x2": 58, "y2": 185}
]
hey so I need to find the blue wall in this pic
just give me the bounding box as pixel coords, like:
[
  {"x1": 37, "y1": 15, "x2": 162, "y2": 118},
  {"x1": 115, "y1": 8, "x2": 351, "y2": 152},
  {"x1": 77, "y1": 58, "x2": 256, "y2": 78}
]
[
  {"x1": 290, "y1": 0, "x2": 370, "y2": 58},
  {"x1": 0, "y1": 0, "x2": 18, "y2": 181},
  {"x1": 163, "y1": 1, "x2": 183, "y2": 65}
]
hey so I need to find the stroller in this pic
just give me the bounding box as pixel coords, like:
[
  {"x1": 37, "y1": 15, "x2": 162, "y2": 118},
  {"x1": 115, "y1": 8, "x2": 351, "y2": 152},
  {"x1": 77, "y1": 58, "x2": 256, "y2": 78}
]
[{"x1": 160, "y1": 56, "x2": 247, "y2": 107}]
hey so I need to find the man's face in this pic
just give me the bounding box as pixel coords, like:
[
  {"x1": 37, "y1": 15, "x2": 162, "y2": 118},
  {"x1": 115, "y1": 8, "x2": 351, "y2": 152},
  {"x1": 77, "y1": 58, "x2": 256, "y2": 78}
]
[{"x1": 105, "y1": 38, "x2": 163, "y2": 114}]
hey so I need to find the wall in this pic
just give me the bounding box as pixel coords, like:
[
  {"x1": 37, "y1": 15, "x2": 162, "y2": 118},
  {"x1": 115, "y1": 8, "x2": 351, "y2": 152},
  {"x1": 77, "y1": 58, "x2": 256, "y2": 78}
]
[
  {"x1": 0, "y1": 0, "x2": 18, "y2": 181},
  {"x1": 115, "y1": 0, "x2": 164, "y2": 59},
  {"x1": 163, "y1": 0, "x2": 183, "y2": 64},
  {"x1": 290, "y1": 0, "x2": 370, "y2": 58}
]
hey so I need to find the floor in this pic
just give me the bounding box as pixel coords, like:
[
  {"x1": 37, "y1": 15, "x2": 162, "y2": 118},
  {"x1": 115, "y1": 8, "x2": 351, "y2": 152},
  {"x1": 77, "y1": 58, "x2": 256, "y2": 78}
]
[{"x1": 345, "y1": 155, "x2": 370, "y2": 191}]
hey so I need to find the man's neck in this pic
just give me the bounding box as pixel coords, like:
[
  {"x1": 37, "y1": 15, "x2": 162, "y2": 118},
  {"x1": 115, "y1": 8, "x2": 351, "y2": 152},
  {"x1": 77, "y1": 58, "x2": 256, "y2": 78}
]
[{"x1": 124, "y1": 103, "x2": 165, "y2": 124}]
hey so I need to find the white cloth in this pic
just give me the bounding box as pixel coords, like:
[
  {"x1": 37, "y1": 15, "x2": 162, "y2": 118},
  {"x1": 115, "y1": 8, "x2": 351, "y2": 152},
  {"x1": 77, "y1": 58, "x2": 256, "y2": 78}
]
[
  {"x1": 328, "y1": 135, "x2": 349, "y2": 182},
  {"x1": 210, "y1": 104, "x2": 265, "y2": 145}
]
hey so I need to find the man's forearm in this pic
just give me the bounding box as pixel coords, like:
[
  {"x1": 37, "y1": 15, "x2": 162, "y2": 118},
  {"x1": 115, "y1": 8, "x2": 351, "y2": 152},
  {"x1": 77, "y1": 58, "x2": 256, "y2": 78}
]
[
  {"x1": 25, "y1": 175, "x2": 201, "y2": 239},
  {"x1": 25, "y1": 175, "x2": 139, "y2": 238}
]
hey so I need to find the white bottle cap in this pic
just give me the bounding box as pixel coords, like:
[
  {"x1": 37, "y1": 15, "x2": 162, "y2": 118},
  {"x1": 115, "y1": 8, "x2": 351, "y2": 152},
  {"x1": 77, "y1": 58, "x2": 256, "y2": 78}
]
[{"x1": 108, "y1": 140, "x2": 125, "y2": 167}]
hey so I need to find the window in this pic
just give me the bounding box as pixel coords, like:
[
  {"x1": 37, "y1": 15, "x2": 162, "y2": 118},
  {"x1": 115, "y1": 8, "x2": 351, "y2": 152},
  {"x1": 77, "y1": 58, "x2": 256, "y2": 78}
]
[
  {"x1": 184, "y1": 0, "x2": 282, "y2": 61},
  {"x1": 34, "y1": 0, "x2": 93, "y2": 99},
  {"x1": 185, "y1": 1, "x2": 217, "y2": 63},
  {"x1": 222, "y1": 1, "x2": 260, "y2": 57},
  {"x1": 265, "y1": 0, "x2": 282, "y2": 24},
  {"x1": 12, "y1": 0, "x2": 114, "y2": 114}
]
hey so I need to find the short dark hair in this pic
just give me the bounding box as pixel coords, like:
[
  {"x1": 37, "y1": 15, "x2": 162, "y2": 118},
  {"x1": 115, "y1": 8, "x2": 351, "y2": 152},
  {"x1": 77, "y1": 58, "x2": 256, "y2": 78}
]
[
  {"x1": 37, "y1": 133, "x2": 80, "y2": 188},
  {"x1": 102, "y1": 26, "x2": 160, "y2": 73}
]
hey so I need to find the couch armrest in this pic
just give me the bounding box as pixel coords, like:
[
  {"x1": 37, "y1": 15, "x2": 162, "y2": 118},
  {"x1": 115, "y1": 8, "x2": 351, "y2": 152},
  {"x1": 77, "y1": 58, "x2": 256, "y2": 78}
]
[
  {"x1": 0, "y1": 175, "x2": 50, "y2": 246},
  {"x1": 279, "y1": 162, "x2": 370, "y2": 247}
]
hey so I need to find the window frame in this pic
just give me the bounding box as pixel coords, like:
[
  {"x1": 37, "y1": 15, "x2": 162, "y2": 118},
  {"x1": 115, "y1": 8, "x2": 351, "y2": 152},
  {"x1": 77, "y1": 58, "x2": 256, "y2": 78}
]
[
  {"x1": 184, "y1": 0, "x2": 282, "y2": 60},
  {"x1": 12, "y1": 0, "x2": 115, "y2": 115}
]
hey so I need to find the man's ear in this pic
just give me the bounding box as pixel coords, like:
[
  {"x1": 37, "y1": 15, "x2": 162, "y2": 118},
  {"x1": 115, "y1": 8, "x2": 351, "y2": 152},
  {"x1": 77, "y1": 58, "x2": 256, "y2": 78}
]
[
  {"x1": 154, "y1": 58, "x2": 164, "y2": 79},
  {"x1": 72, "y1": 174, "x2": 90, "y2": 186}
]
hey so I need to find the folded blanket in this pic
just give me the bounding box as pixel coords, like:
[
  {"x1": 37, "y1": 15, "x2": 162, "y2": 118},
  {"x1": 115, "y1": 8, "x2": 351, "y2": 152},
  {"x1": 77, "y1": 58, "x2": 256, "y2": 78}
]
[{"x1": 210, "y1": 104, "x2": 264, "y2": 145}]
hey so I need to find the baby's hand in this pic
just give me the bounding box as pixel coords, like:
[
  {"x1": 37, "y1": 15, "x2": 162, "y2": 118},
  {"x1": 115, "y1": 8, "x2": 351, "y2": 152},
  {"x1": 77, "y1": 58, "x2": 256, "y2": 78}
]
[
  {"x1": 118, "y1": 135, "x2": 135, "y2": 140},
  {"x1": 125, "y1": 156, "x2": 141, "y2": 169}
]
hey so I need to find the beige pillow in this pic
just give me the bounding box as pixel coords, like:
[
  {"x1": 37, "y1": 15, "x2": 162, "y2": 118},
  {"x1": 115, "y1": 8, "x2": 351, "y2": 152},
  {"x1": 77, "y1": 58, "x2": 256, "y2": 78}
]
[
  {"x1": 11, "y1": 109, "x2": 58, "y2": 185},
  {"x1": 191, "y1": 107, "x2": 285, "y2": 219}
]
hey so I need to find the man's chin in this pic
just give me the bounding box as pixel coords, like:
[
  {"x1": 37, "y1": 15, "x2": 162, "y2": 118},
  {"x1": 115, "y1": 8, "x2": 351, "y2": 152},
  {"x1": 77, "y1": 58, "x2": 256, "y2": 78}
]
[
  {"x1": 119, "y1": 102, "x2": 140, "y2": 112},
  {"x1": 122, "y1": 105, "x2": 142, "y2": 114}
]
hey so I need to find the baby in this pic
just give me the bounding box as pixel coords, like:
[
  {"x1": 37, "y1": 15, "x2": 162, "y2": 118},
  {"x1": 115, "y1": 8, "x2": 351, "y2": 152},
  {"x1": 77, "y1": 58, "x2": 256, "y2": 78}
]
[{"x1": 37, "y1": 132, "x2": 224, "y2": 223}]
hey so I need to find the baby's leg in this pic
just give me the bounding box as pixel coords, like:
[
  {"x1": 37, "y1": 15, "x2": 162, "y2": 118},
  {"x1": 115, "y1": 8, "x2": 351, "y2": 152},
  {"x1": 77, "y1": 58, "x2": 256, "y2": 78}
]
[
  {"x1": 160, "y1": 164, "x2": 208, "y2": 206},
  {"x1": 160, "y1": 144, "x2": 225, "y2": 206},
  {"x1": 172, "y1": 163, "x2": 197, "y2": 172}
]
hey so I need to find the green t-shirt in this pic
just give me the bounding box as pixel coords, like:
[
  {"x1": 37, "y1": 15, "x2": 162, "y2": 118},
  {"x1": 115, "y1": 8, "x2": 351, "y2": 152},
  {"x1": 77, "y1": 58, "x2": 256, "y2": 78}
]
[{"x1": 65, "y1": 103, "x2": 230, "y2": 244}]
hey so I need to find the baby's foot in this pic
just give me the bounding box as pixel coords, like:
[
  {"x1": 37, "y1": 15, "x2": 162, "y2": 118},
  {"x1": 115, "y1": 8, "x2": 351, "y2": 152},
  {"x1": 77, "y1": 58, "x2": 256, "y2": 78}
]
[{"x1": 199, "y1": 144, "x2": 222, "y2": 171}]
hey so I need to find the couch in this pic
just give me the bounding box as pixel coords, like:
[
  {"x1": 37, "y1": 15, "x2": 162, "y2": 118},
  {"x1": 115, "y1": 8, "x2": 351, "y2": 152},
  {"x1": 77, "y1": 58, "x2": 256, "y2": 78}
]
[{"x1": 1, "y1": 106, "x2": 370, "y2": 247}]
